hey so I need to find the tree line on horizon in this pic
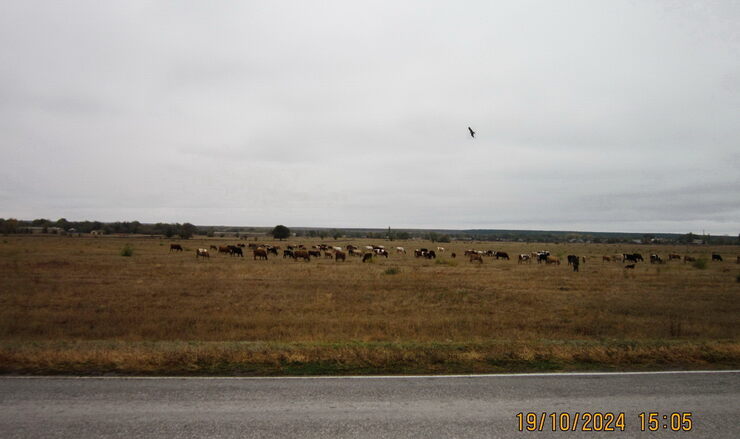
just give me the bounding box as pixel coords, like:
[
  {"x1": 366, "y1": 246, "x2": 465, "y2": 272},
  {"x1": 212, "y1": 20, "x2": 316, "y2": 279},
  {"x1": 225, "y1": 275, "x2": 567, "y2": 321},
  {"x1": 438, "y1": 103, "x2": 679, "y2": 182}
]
[{"x1": 0, "y1": 218, "x2": 737, "y2": 245}]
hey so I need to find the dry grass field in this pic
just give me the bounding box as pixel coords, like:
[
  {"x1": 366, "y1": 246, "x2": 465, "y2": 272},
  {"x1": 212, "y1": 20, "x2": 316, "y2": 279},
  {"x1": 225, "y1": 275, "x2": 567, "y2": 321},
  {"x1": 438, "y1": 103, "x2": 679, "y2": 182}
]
[{"x1": 1, "y1": 235, "x2": 738, "y2": 375}]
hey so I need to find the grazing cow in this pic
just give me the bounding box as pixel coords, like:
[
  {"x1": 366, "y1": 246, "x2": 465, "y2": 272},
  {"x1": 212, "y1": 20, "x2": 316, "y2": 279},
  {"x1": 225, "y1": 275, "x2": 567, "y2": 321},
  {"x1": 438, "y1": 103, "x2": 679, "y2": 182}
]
[
  {"x1": 613, "y1": 254, "x2": 623, "y2": 262},
  {"x1": 218, "y1": 245, "x2": 231, "y2": 255},
  {"x1": 196, "y1": 248, "x2": 209, "y2": 259},
  {"x1": 545, "y1": 256, "x2": 560, "y2": 265},
  {"x1": 624, "y1": 264, "x2": 635, "y2": 269},
  {"x1": 602, "y1": 256, "x2": 611, "y2": 262},
  {"x1": 495, "y1": 251, "x2": 510, "y2": 260},
  {"x1": 333, "y1": 246, "x2": 342, "y2": 252},
  {"x1": 668, "y1": 253, "x2": 681, "y2": 261},
  {"x1": 210, "y1": 245, "x2": 218, "y2": 250},
  {"x1": 572, "y1": 257, "x2": 580, "y2": 272},
  {"x1": 293, "y1": 250, "x2": 311, "y2": 262},
  {"x1": 395, "y1": 247, "x2": 406, "y2": 255},
  {"x1": 170, "y1": 244, "x2": 183, "y2": 252},
  {"x1": 362, "y1": 253, "x2": 373, "y2": 263},
  {"x1": 253, "y1": 249, "x2": 268, "y2": 260},
  {"x1": 377, "y1": 249, "x2": 389, "y2": 258},
  {"x1": 712, "y1": 254, "x2": 723, "y2": 262},
  {"x1": 623, "y1": 253, "x2": 643, "y2": 263},
  {"x1": 567, "y1": 255, "x2": 579, "y2": 266},
  {"x1": 425, "y1": 250, "x2": 436, "y2": 259},
  {"x1": 237, "y1": 243, "x2": 246, "y2": 248},
  {"x1": 436, "y1": 247, "x2": 445, "y2": 253},
  {"x1": 536, "y1": 251, "x2": 550, "y2": 264},
  {"x1": 450, "y1": 252, "x2": 456, "y2": 258},
  {"x1": 335, "y1": 251, "x2": 346, "y2": 262},
  {"x1": 229, "y1": 246, "x2": 244, "y2": 257},
  {"x1": 650, "y1": 254, "x2": 663, "y2": 264},
  {"x1": 684, "y1": 256, "x2": 696, "y2": 263},
  {"x1": 324, "y1": 251, "x2": 333, "y2": 259},
  {"x1": 349, "y1": 248, "x2": 362, "y2": 256},
  {"x1": 469, "y1": 253, "x2": 483, "y2": 263},
  {"x1": 308, "y1": 250, "x2": 321, "y2": 258},
  {"x1": 414, "y1": 249, "x2": 425, "y2": 258},
  {"x1": 518, "y1": 254, "x2": 531, "y2": 264},
  {"x1": 283, "y1": 249, "x2": 294, "y2": 258},
  {"x1": 365, "y1": 246, "x2": 374, "y2": 251}
]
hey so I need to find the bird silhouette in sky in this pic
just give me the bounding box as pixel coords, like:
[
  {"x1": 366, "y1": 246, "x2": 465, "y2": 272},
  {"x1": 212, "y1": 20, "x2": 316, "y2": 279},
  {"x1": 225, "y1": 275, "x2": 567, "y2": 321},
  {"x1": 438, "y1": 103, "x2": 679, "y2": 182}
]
[{"x1": 468, "y1": 126, "x2": 476, "y2": 138}]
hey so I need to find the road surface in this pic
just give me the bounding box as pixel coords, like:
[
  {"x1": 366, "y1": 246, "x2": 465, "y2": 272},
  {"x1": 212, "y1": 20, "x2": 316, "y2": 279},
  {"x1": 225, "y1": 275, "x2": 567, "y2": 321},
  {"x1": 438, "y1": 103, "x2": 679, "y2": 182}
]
[{"x1": 1, "y1": 371, "x2": 738, "y2": 438}]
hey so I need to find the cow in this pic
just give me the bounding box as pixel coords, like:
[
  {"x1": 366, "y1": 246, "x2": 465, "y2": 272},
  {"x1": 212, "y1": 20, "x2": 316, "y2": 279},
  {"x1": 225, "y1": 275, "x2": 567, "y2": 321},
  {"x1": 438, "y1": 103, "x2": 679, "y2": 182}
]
[
  {"x1": 170, "y1": 244, "x2": 183, "y2": 252},
  {"x1": 567, "y1": 255, "x2": 579, "y2": 266},
  {"x1": 518, "y1": 254, "x2": 531, "y2": 264},
  {"x1": 624, "y1": 263, "x2": 635, "y2": 269},
  {"x1": 650, "y1": 254, "x2": 663, "y2": 264},
  {"x1": 712, "y1": 254, "x2": 723, "y2": 262},
  {"x1": 237, "y1": 243, "x2": 246, "y2": 248},
  {"x1": 253, "y1": 248, "x2": 268, "y2": 260},
  {"x1": 436, "y1": 247, "x2": 445, "y2": 253},
  {"x1": 668, "y1": 253, "x2": 681, "y2": 261},
  {"x1": 268, "y1": 247, "x2": 279, "y2": 256},
  {"x1": 362, "y1": 253, "x2": 373, "y2": 263},
  {"x1": 602, "y1": 256, "x2": 611, "y2": 262},
  {"x1": 293, "y1": 250, "x2": 311, "y2": 262},
  {"x1": 377, "y1": 249, "x2": 389, "y2": 258},
  {"x1": 572, "y1": 257, "x2": 580, "y2": 272},
  {"x1": 210, "y1": 245, "x2": 218, "y2": 251},
  {"x1": 536, "y1": 251, "x2": 550, "y2": 263},
  {"x1": 335, "y1": 251, "x2": 346, "y2": 262},
  {"x1": 196, "y1": 248, "x2": 209, "y2": 259},
  {"x1": 684, "y1": 256, "x2": 696, "y2": 263},
  {"x1": 736, "y1": 256, "x2": 740, "y2": 264},
  {"x1": 308, "y1": 250, "x2": 321, "y2": 258},
  {"x1": 469, "y1": 253, "x2": 483, "y2": 263},
  {"x1": 218, "y1": 245, "x2": 231, "y2": 255},
  {"x1": 425, "y1": 250, "x2": 436, "y2": 259},
  {"x1": 283, "y1": 249, "x2": 294, "y2": 258},
  {"x1": 450, "y1": 252, "x2": 456, "y2": 258},
  {"x1": 623, "y1": 253, "x2": 643, "y2": 263},
  {"x1": 495, "y1": 251, "x2": 509, "y2": 260},
  {"x1": 395, "y1": 247, "x2": 406, "y2": 255},
  {"x1": 545, "y1": 256, "x2": 560, "y2": 265},
  {"x1": 228, "y1": 245, "x2": 243, "y2": 257},
  {"x1": 324, "y1": 251, "x2": 333, "y2": 259},
  {"x1": 613, "y1": 254, "x2": 623, "y2": 262},
  {"x1": 349, "y1": 248, "x2": 362, "y2": 256}
]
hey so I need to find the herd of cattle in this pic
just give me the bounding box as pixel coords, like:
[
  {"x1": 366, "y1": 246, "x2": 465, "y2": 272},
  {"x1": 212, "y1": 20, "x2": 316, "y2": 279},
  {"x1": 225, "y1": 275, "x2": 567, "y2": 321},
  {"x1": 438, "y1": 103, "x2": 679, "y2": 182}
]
[{"x1": 171, "y1": 243, "x2": 737, "y2": 267}]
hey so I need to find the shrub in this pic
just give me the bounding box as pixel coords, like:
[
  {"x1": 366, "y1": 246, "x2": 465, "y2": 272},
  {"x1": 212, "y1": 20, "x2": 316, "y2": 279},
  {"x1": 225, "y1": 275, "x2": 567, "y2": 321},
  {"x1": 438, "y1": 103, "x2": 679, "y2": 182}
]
[
  {"x1": 120, "y1": 245, "x2": 134, "y2": 257},
  {"x1": 691, "y1": 258, "x2": 708, "y2": 270},
  {"x1": 383, "y1": 267, "x2": 400, "y2": 275}
]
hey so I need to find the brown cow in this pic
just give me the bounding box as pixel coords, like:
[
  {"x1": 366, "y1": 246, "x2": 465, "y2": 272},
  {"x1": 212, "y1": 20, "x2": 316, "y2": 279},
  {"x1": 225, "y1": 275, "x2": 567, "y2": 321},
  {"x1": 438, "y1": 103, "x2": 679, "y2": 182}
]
[
  {"x1": 602, "y1": 256, "x2": 611, "y2": 262},
  {"x1": 335, "y1": 251, "x2": 346, "y2": 262},
  {"x1": 684, "y1": 256, "x2": 696, "y2": 263},
  {"x1": 546, "y1": 256, "x2": 560, "y2": 265},
  {"x1": 170, "y1": 244, "x2": 183, "y2": 252},
  {"x1": 668, "y1": 253, "x2": 681, "y2": 261},
  {"x1": 293, "y1": 250, "x2": 311, "y2": 261},
  {"x1": 253, "y1": 248, "x2": 268, "y2": 260},
  {"x1": 469, "y1": 253, "x2": 483, "y2": 263},
  {"x1": 362, "y1": 253, "x2": 373, "y2": 262},
  {"x1": 218, "y1": 245, "x2": 231, "y2": 255}
]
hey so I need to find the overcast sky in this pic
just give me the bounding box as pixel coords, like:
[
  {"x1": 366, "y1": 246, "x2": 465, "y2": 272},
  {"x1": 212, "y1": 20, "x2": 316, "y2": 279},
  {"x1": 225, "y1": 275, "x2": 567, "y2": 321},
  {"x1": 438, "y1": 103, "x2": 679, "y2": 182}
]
[{"x1": 1, "y1": 1, "x2": 738, "y2": 234}]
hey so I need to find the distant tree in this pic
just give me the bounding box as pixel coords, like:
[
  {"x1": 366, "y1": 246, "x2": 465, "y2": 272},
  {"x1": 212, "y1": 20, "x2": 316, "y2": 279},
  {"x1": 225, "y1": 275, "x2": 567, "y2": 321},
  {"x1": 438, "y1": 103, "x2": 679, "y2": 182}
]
[
  {"x1": 438, "y1": 234, "x2": 451, "y2": 243},
  {"x1": 179, "y1": 223, "x2": 197, "y2": 239},
  {"x1": 271, "y1": 225, "x2": 291, "y2": 240},
  {"x1": 331, "y1": 229, "x2": 342, "y2": 240}
]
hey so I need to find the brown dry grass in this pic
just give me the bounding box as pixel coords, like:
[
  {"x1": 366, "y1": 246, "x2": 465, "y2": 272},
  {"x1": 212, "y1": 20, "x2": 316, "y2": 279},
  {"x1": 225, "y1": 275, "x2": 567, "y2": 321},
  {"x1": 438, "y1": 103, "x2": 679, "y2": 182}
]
[{"x1": 1, "y1": 235, "x2": 738, "y2": 374}]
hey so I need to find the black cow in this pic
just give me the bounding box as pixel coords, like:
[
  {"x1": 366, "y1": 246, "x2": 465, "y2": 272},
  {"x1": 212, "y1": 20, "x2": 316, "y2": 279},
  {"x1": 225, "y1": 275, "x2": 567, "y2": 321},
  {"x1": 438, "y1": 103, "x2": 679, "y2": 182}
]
[
  {"x1": 362, "y1": 253, "x2": 373, "y2": 262},
  {"x1": 424, "y1": 250, "x2": 436, "y2": 259},
  {"x1": 567, "y1": 255, "x2": 579, "y2": 266},
  {"x1": 170, "y1": 244, "x2": 183, "y2": 252},
  {"x1": 712, "y1": 254, "x2": 723, "y2": 262},
  {"x1": 283, "y1": 249, "x2": 294, "y2": 258},
  {"x1": 495, "y1": 251, "x2": 509, "y2": 260},
  {"x1": 228, "y1": 245, "x2": 243, "y2": 257},
  {"x1": 650, "y1": 254, "x2": 663, "y2": 264}
]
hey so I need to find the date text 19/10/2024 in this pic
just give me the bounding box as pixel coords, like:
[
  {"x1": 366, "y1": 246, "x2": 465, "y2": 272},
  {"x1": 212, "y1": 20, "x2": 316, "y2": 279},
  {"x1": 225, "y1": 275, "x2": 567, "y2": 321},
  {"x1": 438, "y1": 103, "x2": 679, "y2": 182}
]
[{"x1": 516, "y1": 412, "x2": 693, "y2": 432}]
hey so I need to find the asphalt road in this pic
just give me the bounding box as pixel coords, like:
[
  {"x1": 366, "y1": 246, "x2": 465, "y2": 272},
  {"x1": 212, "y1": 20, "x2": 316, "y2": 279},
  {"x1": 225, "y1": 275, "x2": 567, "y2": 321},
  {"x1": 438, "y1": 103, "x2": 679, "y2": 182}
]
[{"x1": 1, "y1": 371, "x2": 738, "y2": 438}]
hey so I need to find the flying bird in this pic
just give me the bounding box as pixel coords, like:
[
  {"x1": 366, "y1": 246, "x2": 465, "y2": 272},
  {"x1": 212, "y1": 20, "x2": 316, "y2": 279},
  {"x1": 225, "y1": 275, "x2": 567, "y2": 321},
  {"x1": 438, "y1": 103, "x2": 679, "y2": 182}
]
[{"x1": 468, "y1": 126, "x2": 475, "y2": 138}]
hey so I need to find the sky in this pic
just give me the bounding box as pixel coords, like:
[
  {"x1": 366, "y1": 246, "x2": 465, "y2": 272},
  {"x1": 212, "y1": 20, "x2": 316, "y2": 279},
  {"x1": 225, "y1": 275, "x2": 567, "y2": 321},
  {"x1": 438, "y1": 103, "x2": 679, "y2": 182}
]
[{"x1": 1, "y1": 1, "x2": 738, "y2": 234}]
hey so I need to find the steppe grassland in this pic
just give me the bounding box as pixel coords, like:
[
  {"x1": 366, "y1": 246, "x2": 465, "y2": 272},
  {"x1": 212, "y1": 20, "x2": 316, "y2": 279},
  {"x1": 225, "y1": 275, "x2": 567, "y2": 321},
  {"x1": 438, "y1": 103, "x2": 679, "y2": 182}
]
[{"x1": 1, "y1": 235, "x2": 738, "y2": 374}]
